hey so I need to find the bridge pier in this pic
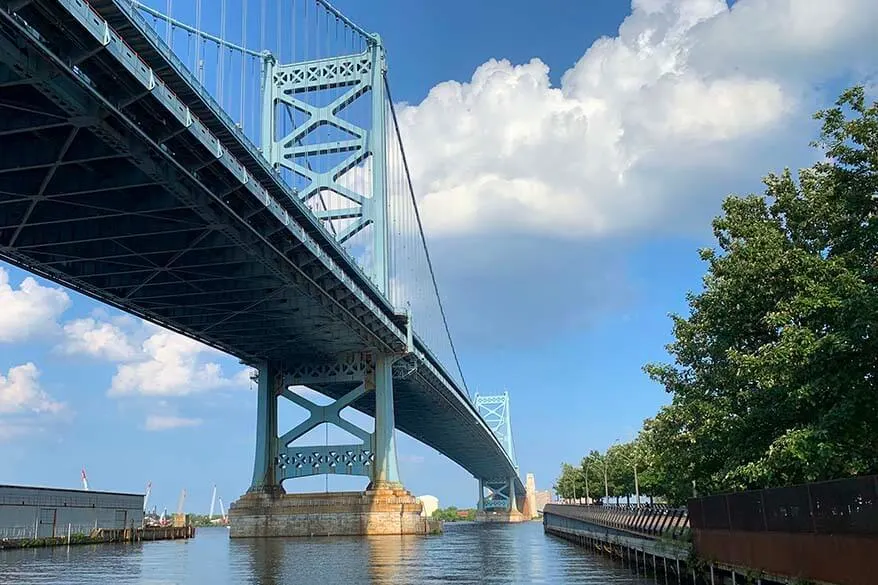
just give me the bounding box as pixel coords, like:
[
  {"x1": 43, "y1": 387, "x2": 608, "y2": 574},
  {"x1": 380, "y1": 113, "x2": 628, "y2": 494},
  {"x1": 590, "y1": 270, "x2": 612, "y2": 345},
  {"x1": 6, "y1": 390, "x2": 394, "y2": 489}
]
[
  {"x1": 475, "y1": 476, "x2": 529, "y2": 523},
  {"x1": 229, "y1": 354, "x2": 432, "y2": 537}
]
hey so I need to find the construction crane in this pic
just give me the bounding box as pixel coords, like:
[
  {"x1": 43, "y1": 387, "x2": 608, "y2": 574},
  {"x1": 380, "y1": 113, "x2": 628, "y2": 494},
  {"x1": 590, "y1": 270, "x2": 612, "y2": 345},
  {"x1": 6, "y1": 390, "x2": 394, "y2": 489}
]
[
  {"x1": 218, "y1": 497, "x2": 228, "y2": 526},
  {"x1": 209, "y1": 485, "x2": 217, "y2": 520},
  {"x1": 143, "y1": 481, "x2": 152, "y2": 512},
  {"x1": 81, "y1": 467, "x2": 89, "y2": 491}
]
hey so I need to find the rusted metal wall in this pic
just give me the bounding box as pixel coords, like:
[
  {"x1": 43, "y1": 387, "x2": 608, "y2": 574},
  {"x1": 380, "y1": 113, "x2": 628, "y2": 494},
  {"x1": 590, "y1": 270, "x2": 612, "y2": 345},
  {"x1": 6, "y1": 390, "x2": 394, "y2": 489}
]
[
  {"x1": 694, "y1": 530, "x2": 876, "y2": 585},
  {"x1": 689, "y1": 475, "x2": 878, "y2": 585}
]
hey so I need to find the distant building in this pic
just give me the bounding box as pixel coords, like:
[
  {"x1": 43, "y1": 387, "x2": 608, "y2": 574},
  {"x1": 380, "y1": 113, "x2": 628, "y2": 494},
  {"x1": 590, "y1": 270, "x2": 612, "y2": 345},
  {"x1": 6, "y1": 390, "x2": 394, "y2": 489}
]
[
  {"x1": 525, "y1": 473, "x2": 551, "y2": 517},
  {"x1": 416, "y1": 495, "x2": 439, "y2": 518},
  {"x1": 534, "y1": 490, "x2": 551, "y2": 513},
  {"x1": 0, "y1": 484, "x2": 144, "y2": 539}
]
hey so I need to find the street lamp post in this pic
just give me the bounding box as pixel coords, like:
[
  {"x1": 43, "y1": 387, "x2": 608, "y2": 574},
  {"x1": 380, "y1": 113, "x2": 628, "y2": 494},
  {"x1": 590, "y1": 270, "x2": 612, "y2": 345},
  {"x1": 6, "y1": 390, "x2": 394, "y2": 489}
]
[
  {"x1": 584, "y1": 462, "x2": 590, "y2": 505},
  {"x1": 633, "y1": 462, "x2": 640, "y2": 507},
  {"x1": 603, "y1": 457, "x2": 609, "y2": 502}
]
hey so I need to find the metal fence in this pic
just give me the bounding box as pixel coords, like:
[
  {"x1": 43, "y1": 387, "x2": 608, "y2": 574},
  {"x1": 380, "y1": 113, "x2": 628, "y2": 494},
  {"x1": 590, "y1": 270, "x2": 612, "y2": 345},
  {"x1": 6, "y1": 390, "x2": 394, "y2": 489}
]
[
  {"x1": 544, "y1": 503, "x2": 690, "y2": 540},
  {"x1": 0, "y1": 524, "x2": 96, "y2": 540},
  {"x1": 688, "y1": 474, "x2": 878, "y2": 534}
]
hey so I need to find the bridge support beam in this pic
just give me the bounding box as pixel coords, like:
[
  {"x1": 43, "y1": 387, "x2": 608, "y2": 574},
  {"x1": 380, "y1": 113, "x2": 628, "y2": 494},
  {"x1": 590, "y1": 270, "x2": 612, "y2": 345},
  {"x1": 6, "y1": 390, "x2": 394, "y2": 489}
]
[
  {"x1": 370, "y1": 354, "x2": 400, "y2": 489},
  {"x1": 248, "y1": 360, "x2": 284, "y2": 495},
  {"x1": 230, "y1": 352, "x2": 434, "y2": 537}
]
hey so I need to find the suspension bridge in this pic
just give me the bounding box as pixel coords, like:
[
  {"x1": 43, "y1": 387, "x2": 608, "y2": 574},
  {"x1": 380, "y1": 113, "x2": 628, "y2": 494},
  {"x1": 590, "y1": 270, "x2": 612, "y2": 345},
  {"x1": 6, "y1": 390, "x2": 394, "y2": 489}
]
[{"x1": 0, "y1": 0, "x2": 529, "y2": 532}]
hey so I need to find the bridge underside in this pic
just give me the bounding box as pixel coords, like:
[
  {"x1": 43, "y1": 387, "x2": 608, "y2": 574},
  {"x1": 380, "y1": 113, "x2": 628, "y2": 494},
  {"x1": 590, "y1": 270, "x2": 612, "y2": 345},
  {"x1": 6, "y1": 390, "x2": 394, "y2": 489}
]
[{"x1": 0, "y1": 0, "x2": 522, "y2": 497}]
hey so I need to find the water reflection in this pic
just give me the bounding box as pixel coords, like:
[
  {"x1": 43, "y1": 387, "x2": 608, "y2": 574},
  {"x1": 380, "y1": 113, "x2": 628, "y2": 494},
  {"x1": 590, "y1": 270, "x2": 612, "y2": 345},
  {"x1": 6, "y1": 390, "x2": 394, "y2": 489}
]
[
  {"x1": 0, "y1": 523, "x2": 655, "y2": 585},
  {"x1": 366, "y1": 534, "x2": 419, "y2": 583}
]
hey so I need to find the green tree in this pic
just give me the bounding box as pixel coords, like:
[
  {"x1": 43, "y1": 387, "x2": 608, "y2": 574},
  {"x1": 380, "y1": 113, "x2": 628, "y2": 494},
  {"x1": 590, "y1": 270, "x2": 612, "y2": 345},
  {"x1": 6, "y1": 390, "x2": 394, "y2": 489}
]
[
  {"x1": 607, "y1": 442, "x2": 637, "y2": 502},
  {"x1": 432, "y1": 506, "x2": 475, "y2": 521},
  {"x1": 644, "y1": 87, "x2": 878, "y2": 504},
  {"x1": 580, "y1": 450, "x2": 607, "y2": 502},
  {"x1": 553, "y1": 463, "x2": 582, "y2": 500}
]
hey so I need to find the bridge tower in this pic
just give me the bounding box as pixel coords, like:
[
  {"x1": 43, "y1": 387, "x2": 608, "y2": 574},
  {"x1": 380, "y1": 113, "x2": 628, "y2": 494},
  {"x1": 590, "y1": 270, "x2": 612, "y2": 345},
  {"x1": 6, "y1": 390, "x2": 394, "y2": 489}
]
[
  {"x1": 473, "y1": 392, "x2": 527, "y2": 521},
  {"x1": 228, "y1": 7, "x2": 423, "y2": 537}
]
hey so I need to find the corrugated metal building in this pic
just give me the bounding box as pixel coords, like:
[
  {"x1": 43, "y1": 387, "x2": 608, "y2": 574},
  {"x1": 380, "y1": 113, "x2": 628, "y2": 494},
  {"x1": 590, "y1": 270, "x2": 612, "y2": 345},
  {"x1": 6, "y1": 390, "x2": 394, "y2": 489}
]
[{"x1": 0, "y1": 485, "x2": 144, "y2": 539}]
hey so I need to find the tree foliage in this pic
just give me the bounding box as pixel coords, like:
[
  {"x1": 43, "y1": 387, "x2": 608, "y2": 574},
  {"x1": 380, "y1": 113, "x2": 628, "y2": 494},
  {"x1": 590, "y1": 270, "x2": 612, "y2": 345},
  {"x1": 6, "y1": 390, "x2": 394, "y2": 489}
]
[
  {"x1": 431, "y1": 506, "x2": 475, "y2": 522},
  {"x1": 554, "y1": 88, "x2": 878, "y2": 506},
  {"x1": 643, "y1": 87, "x2": 878, "y2": 504},
  {"x1": 554, "y1": 444, "x2": 653, "y2": 503}
]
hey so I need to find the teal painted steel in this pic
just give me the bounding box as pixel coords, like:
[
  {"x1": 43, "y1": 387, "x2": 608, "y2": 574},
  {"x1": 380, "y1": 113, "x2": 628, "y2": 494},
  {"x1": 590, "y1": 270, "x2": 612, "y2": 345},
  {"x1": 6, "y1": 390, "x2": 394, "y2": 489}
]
[
  {"x1": 474, "y1": 393, "x2": 518, "y2": 469},
  {"x1": 0, "y1": 0, "x2": 523, "y2": 498},
  {"x1": 250, "y1": 361, "x2": 280, "y2": 491},
  {"x1": 275, "y1": 377, "x2": 374, "y2": 481},
  {"x1": 251, "y1": 352, "x2": 401, "y2": 487},
  {"x1": 475, "y1": 393, "x2": 521, "y2": 511},
  {"x1": 369, "y1": 36, "x2": 389, "y2": 295},
  {"x1": 261, "y1": 37, "x2": 391, "y2": 293},
  {"x1": 372, "y1": 355, "x2": 400, "y2": 486}
]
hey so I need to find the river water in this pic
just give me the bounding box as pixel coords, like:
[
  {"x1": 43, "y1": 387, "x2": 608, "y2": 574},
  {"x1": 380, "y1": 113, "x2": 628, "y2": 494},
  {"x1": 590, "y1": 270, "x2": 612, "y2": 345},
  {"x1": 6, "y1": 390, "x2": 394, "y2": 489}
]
[{"x1": 1, "y1": 522, "x2": 653, "y2": 584}]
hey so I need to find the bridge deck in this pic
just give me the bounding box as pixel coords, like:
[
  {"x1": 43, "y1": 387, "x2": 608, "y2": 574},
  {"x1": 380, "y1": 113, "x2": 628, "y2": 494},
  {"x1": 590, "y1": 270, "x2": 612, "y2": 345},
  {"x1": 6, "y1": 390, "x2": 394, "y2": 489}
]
[{"x1": 0, "y1": 0, "x2": 522, "y2": 491}]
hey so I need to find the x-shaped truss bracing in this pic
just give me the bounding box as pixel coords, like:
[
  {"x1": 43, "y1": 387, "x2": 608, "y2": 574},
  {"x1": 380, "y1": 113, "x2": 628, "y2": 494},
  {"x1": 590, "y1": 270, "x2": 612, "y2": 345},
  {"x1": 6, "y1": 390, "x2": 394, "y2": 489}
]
[
  {"x1": 275, "y1": 382, "x2": 375, "y2": 480},
  {"x1": 474, "y1": 393, "x2": 517, "y2": 468},
  {"x1": 263, "y1": 45, "x2": 389, "y2": 292},
  {"x1": 481, "y1": 479, "x2": 513, "y2": 511}
]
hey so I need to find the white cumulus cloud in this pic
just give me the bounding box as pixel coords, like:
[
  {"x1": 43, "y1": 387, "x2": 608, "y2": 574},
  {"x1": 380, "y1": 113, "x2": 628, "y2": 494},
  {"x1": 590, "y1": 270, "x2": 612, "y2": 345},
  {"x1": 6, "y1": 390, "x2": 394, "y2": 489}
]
[
  {"x1": 0, "y1": 362, "x2": 66, "y2": 442},
  {"x1": 55, "y1": 312, "x2": 250, "y2": 397},
  {"x1": 144, "y1": 414, "x2": 203, "y2": 431},
  {"x1": 0, "y1": 267, "x2": 70, "y2": 342},
  {"x1": 397, "y1": 0, "x2": 878, "y2": 240},
  {"x1": 0, "y1": 362, "x2": 63, "y2": 415},
  {"x1": 109, "y1": 327, "x2": 250, "y2": 397},
  {"x1": 59, "y1": 318, "x2": 137, "y2": 361}
]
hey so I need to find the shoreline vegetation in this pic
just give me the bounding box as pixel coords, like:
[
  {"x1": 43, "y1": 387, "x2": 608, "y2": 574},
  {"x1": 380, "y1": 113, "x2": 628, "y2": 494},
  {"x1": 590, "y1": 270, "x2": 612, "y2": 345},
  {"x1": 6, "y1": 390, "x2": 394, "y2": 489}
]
[{"x1": 556, "y1": 87, "x2": 878, "y2": 506}]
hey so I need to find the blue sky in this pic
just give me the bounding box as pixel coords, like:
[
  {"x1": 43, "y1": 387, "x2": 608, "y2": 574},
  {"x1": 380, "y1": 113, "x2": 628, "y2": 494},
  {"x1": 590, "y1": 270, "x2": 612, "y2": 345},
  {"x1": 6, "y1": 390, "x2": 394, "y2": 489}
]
[{"x1": 2, "y1": 0, "x2": 878, "y2": 512}]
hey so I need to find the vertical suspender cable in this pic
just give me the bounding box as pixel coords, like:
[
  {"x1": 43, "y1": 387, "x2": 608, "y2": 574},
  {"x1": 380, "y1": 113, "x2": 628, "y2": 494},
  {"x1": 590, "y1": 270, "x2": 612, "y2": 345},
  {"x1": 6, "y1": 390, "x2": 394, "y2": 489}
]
[
  {"x1": 165, "y1": 0, "x2": 171, "y2": 44},
  {"x1": 241, "y1": 0, "x2": 247, "y2": 127},
  {"x1": 195, "y1": 0, "x2": 204, "y2": 83},
  {"x1": 276, "y1": 0, "x2": 281, "y2": 62},
  {"x1": 168, "y1": 0, "x2": 174, "y2": 50},
  {"x1": 260, "y1": 0, "x2": 266, "y2": 51},
  {"x1": 385, "y1": 82, "x2": 469, "y2": 394},
  {"x1": 220, "y1": 0, "x2": 226, "y2": 108}
]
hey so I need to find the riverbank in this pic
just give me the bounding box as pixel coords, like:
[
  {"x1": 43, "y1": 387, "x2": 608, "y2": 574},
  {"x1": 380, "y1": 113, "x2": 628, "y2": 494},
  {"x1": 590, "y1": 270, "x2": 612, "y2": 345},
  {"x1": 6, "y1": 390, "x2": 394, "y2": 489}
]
[{"x1": 0, "y1": 525, "x2": 195, "y2": 550}]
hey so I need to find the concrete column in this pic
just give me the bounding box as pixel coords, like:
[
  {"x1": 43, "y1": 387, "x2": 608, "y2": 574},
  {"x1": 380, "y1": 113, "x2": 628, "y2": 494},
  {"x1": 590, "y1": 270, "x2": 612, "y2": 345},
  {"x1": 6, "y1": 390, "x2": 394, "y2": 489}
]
[
  {"x1": 477, "y1": 478, "x2": 485, "y2": 511},
  {"x1": 249, "y1": 360, "x2": 281, "y2": 493},
  {"x1": 370, "y1": 354, "x2": 400, "y2": 488}
]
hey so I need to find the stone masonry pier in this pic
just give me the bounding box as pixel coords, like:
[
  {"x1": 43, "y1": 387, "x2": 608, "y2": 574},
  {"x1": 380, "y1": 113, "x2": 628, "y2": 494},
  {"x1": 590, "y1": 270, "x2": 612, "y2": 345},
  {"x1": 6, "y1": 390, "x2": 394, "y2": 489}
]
[{"x1": 229, "y1": 488, "x2": 438, "y2": 537}]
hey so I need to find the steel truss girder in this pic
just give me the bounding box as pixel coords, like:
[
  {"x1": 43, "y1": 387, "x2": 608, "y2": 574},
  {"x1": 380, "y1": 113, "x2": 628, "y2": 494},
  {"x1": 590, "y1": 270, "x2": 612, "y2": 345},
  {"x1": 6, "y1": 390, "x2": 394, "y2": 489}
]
[
  {"x1": 275, "y1": 382, "x2": 374, "y2": 480},
  {"x1": 0, "y1": 3, "x2": 407, "y2": 359},
  {"x1": 283, "y1": 352, "x2": 374, "y2": 386}
]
